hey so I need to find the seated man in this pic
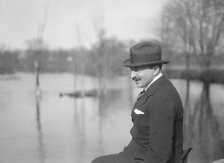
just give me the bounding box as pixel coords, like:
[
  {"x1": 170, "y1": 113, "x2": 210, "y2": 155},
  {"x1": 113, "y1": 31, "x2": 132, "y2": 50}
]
[{"x1": 92, "y1": 41, "x2": 184, "y2": 163}]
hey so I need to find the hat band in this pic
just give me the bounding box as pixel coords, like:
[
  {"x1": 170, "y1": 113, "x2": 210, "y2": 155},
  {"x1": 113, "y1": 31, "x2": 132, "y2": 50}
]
[{"x1": 130, "y1": 52, "x2": 161, "y2": 64}]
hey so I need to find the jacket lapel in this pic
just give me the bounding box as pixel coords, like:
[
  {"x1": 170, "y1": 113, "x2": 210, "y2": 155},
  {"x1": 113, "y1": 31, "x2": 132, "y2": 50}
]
[{"x1": 133, "y1": 76, "x2": 168, "y2": 108}]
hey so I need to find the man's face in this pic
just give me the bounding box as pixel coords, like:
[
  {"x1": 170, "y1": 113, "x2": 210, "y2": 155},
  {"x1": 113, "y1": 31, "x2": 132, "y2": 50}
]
[{"x1": 131, "y1": 67, "x2": 155, "y2": 88}]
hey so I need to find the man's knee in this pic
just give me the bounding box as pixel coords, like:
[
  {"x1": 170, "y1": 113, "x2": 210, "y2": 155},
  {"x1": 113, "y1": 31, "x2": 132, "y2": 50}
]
[
  {"x1": 91, "y1": 156, "x2": 105, "y2": 163},
  {"x1": 91, "y1": 154, "x2": 118, "y2": 163},
  {"x1": 91, "y1": 157, "x2": 97, "y2": 163}
]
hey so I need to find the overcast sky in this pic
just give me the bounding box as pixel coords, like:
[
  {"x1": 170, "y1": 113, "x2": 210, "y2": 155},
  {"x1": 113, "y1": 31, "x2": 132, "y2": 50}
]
[{"x1": 0, "y1": 0, "x2": 167, "y2": 49}]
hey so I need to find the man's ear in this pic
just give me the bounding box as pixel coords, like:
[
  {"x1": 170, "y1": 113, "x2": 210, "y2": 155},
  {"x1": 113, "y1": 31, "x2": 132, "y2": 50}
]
[{"x1": 153, "y1": 67, "x2": 160, "y2": 76}]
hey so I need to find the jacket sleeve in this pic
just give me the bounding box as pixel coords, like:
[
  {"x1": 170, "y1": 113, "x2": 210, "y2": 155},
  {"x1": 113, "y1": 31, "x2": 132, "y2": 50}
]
[{"x1": 144, "y1": 97, "x2": 175, "y2": 163}]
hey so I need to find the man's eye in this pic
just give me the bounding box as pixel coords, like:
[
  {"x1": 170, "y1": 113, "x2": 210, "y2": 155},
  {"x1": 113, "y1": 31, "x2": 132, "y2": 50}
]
[{"x1": 131, "y1": 68, "x2": 138, "y2": 71}]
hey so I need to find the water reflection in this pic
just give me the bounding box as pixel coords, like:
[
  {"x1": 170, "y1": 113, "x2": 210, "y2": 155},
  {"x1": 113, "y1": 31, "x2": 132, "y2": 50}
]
[
  {"x1": 73, "y1": 98, "x2": 86, "y2": 163},
  {"x1": 172, "y1": 80, "x2": 224, "y2": 163},
  {"x1": 35, "y1": 95, "x2": 46, "y2": 163},
  {"x1": 1, "y1": 73, "x2": 224, "y2": 163},
  {"x1": 96, "y1": 88, "x2": 133, "y2": 153},
  {"x1": 98, "y1": 94, "x2": 107, "y2": 154}
]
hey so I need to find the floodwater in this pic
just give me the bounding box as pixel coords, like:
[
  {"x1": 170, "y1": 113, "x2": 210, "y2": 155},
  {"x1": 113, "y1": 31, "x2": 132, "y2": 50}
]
[
  {"x1": 0, "y1": 73, "x2": 224, "y2": 163},
  {"x1": 0, "y1": 73, "x2": 134, "y2": 163}
]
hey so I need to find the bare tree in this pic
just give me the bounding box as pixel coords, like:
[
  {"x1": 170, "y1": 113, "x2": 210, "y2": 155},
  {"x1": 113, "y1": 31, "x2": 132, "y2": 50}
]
[
  {"x1": 26, "y1": 2, "x2": 50, "y2": 97},
  {"x1": 160, "y1": 0, "x2": 224, "y2": 161},
  {"x1": 91, "y1": 10, "x2": 109, "y2": 95},
  {"x1": 73, "y1": 21, "x2": 85, "y2": 93}
]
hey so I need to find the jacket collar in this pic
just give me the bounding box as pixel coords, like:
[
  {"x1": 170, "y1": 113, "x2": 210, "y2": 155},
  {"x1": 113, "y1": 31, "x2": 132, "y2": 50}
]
[
  {"x1": 144, "y1": 75, "x2": 168, "y2": 96},
  {"x1": 144, "y1": 72, "x2": 163, "y2": 91}
]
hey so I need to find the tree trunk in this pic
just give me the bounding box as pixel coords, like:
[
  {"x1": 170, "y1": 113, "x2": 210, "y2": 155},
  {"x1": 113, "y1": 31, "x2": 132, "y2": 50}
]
[
  {"x1": 184, "y1": 78, "x2": 192, "y2": 147},
  {"x1": 193, "y1": 80, "x2": 222, "y2": 162}
]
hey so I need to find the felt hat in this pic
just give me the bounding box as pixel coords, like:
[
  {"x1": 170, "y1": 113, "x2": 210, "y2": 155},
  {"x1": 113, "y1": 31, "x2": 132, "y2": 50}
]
[{"x1": 123, "y1": 41, "x2": 169, "y2": 68}]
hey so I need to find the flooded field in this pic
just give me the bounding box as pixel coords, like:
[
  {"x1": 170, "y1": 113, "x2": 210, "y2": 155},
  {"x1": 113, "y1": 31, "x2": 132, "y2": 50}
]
[{"x1": 0, "y1": 73, "x2": 224, "y2": 163}]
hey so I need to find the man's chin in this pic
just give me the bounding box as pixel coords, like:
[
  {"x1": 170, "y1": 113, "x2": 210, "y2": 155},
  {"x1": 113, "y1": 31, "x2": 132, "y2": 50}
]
[{"x1": 135, "y1": 83, "x2": 143, "y2": 88}]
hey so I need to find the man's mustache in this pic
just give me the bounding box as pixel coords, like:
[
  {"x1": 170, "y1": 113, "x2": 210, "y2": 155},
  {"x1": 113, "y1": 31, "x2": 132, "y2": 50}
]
[{"x1": 132, "y1": 76, "x2": 141, "y2": 81}]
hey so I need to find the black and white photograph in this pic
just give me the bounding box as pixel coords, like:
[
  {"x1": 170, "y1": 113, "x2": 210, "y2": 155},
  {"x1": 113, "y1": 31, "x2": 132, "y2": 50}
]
[{"x1": 1, "y1": 0, "x2": 224, "y2": 163}]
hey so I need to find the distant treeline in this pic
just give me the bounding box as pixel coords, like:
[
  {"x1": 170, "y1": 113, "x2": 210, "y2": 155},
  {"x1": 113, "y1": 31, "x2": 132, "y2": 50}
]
[
  {"x1": 1, "y1": 38, "x2": 224, "y2": 76},
  {"x1": 0, "y1": 39, "x2": 130, "y2": 76}
]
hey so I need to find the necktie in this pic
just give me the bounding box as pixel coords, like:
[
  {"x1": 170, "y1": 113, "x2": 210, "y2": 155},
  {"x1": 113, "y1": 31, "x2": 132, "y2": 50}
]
[{"x1": 137, "y1": 90, "x2": 145, "y2": 100}]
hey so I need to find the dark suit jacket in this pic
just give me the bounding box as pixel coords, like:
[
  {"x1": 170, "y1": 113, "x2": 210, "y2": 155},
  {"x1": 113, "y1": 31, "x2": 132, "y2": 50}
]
[{"x1": 130, "y1": 75, "x2": 183, "y2": 163}]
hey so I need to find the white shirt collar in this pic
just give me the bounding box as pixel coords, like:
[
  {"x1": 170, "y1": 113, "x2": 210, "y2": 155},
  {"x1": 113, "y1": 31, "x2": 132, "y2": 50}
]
[{"x1": 144, "y1": 72, "x2": 163, "y2": 91}]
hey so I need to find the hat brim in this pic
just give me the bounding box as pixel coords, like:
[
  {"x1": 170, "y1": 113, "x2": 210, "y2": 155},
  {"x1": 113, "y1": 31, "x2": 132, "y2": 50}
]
[{"x1": 123, "y1": 59, "x2": 169, "y2": 68}]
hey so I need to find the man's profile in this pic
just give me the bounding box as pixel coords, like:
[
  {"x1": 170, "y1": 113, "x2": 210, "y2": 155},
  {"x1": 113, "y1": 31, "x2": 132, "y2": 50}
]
[{"x1": 92, "y1": 41, "x2": 184, "y2": 163}]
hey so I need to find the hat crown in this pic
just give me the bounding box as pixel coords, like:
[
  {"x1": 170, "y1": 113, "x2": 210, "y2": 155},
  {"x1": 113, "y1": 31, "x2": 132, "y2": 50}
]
[
  {"x1": 123, "y1": 41, "x2": 169, "y2": 68},
  {"x1": 130, "y1": 42, "x2": 161, "y2": 64}
]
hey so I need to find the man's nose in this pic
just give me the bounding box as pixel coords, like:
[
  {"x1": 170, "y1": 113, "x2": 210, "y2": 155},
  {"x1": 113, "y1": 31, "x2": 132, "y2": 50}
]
[{"x1": 131, "y1": 70, "x2": 137, "y2": 80}]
